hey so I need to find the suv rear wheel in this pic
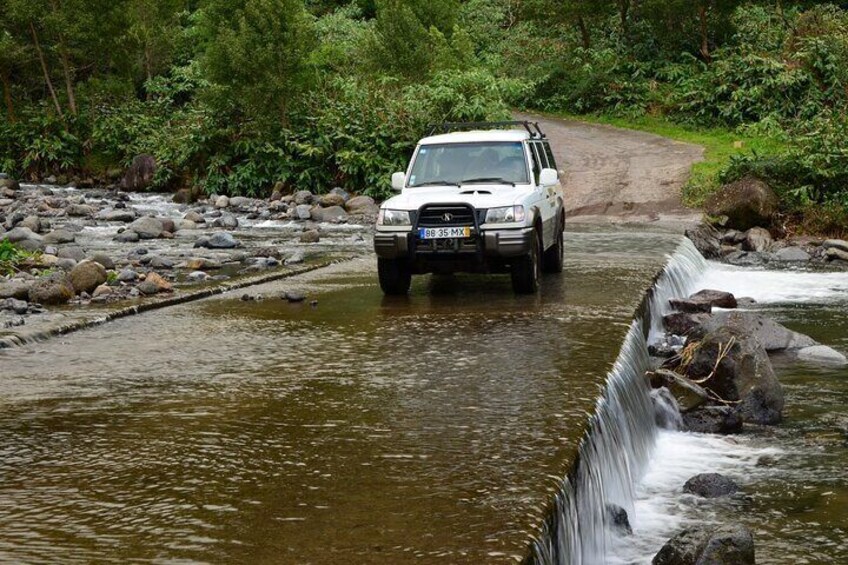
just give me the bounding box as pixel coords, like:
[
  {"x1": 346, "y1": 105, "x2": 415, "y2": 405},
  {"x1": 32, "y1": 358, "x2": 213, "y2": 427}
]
[
  {"x1": 543, "y1": 214, "x2": 564, "y2": 274},
  {"x1": 511, "y1": 231, "x2": 542, "y2": 294},
  {"x1": 378, "y1": 258, "x2": 412, "y2": 295}
]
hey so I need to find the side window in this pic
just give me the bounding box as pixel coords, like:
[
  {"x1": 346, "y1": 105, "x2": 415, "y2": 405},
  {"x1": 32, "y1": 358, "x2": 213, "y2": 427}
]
[
  {"x1": 543, "y1": 142, "x2": 557, "y2": 170},
  {"x1": 528, "y1": 142, "x2": 541, "y2": 184}
]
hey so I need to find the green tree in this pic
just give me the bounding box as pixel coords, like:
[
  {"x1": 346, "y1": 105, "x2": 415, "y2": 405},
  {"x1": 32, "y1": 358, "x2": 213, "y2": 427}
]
[{"x1": 199, "y1": 0, "x2": 316, "y2": 124}]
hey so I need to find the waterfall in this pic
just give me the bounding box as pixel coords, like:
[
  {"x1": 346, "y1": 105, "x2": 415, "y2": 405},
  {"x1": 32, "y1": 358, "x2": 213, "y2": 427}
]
[{"x1": 528, "y1": 237, "x2": 708, "y2": 565}]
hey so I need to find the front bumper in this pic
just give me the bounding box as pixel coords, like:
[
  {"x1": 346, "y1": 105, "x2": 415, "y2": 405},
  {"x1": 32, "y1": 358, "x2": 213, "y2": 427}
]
[{"x1": 374, "y1": 227, "x2": 534, "y2": 260}]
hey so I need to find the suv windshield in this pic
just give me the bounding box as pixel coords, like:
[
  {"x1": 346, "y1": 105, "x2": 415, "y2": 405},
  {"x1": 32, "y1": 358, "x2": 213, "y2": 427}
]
[{"x1": 407, "y1": 142, "x2": 529, "y2": 187}]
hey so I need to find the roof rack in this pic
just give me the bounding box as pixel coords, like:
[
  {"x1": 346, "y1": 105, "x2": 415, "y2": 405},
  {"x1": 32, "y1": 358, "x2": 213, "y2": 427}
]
[{"x1": 427, "y1": 120, "x2": 546, "y2": 139}]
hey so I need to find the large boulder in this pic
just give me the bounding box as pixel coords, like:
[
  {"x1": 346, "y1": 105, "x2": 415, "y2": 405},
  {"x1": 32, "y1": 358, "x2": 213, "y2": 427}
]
[
  {"x1": 69, "y1": 260, "x2": 108, "y2": 294},
  {"x1": 127, "y1": 217, "x2": 164, "y2": 239},
  {"x1": 686, "y1": 326, "x2": 784, "y2": 425},
  {"x1": 663, "y1": 312, "x2": 711, "y2": 336},
  {"x1": 695, "y1": 311, "x2": 816, "y2": 351},
  {"x1": 653, "y1": 524, "x2": 755, "y2": 565},
  {"x1": 319, "y1": 192, "x2": 346, "y2": 208},
  {"x1": 122, "y1": 154, "x2": 156, "y2": 191},
  {"x1": 2, "y1": 226, "x2": 43, "y2": 245},
  {"x1": 794, "y1": 345, "x2": 848, "y2": 366},
  {"x1": 685, "y1": 223, "x2": 722, "y2": 259},
  {"x1": 28, "y1": 273, "x2": 75, "y2": 305},
  {"x1": 96, "y1": 209, "x2": 137, "y2": 223},
  {"x1": 345, "y1": 195, "x2": 379, "y2": 216},
  {"x1": 0, "y1": 280, "x2": 32, "y2": 300},
  {"x1": 310, "y1": 205, "x2": 348, "y2": 223},
  {"x1": 43, "y1": 229, "x2": 76, "y2": 244},
  {"x1": 683, "y1": 473, "x2": 739, "y2": 498},
  {"x1": 689, "y1": 289, "x2": 737, "y2": 309},
  {"x1": 773, "y1": 246, "x2": 811, "y2": 262},
  {"x1": 742, "y1": 227, "x2": 772, "y2": 252},
  {"x1": 706, "y1": 175, "x2": 779, "y2": 230},
  {"x1": 682, "y1": 406, "x2": 743, "y2": 434}
]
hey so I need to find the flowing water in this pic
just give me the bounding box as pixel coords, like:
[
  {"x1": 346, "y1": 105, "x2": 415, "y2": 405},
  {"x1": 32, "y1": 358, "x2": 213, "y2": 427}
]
[
  {"x1": 0, "y1": 226, "x2": 683, "y2": 563},
  {"x1": 1, "y1": 221, "x2": 846, "y2": 564}
]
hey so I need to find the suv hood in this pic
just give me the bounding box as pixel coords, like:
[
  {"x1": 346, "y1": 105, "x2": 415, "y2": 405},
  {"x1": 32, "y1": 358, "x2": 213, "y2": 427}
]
[{"x1": 383, "y1": 185, "x2": 531, "y2": 211}]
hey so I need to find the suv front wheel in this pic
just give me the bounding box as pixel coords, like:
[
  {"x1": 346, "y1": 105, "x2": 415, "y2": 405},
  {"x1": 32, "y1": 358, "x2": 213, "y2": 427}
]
[
  {"x1": 378, "y1": 258, "x2": 412, "y2": 295},
  {"x1": 511, "y1": 231, "x2": 542, "y2": 294}
]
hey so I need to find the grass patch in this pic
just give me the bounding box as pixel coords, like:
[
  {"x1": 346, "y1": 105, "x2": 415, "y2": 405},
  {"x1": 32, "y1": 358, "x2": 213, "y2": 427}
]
[{"x1": 547, "y1": 112, "x2": 788, "y2": 208}]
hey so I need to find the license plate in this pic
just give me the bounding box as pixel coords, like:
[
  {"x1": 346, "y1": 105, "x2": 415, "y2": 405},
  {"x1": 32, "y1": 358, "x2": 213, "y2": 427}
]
[{"x1": 418, "y1": 227, "x2": 471, "y2": 239}]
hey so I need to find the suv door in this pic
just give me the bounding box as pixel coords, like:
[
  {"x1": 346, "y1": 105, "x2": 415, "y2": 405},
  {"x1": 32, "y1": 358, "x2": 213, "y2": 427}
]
[{"x1": 529, "y1": 140, "x2": 557, "y2": 247}]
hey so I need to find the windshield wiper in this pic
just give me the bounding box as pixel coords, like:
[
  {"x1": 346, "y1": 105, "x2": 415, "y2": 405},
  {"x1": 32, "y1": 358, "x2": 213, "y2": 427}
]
[
  {"x1": 412, "y1": 180, "x2": 460, "y2": 187},
  {"x1": 461, "y1": 177, "x2": 515, "y2": 186}
]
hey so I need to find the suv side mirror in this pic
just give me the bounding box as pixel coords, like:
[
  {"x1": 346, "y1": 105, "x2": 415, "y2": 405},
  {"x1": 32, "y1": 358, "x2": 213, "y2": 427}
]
[
  {"x1": 539, "y1": 168, "x2": 558, "y2": 187},
  {"x1": 391, "y1": 172, "x2": 406, "y2": 192}
]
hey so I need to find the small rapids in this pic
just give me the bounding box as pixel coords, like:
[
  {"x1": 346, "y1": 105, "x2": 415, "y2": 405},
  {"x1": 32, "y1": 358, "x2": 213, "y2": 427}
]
[{"x1": 530, "y1": 239, "x2": 848, "y2": 565}]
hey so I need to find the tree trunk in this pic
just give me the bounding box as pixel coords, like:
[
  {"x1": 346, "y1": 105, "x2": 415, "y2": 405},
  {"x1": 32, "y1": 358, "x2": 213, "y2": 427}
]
[
  {"x1": 50, "y1": 0, "x2": 77, "y2": 116},
  {"x1": 1, "y1": 72, "x2": 16, "y2": 123},
  {"x1": 698, "y1": 3, "x2": 711, "y2": 63},
  {"x1": 29, "y1": 22, "x2": 64, "y2": 118},
  {"x1": 577, "y1": 15, "x2": 591, "y2": 49},
  {"x1": 618, "y1": 0, "x2": 630, "y2": 36}
]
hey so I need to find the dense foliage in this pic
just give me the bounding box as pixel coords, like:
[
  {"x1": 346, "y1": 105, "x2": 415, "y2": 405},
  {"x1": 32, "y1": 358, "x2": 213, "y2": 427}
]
[{"x1": 0, "y1": 0, "x2": 846, "y2": 221}]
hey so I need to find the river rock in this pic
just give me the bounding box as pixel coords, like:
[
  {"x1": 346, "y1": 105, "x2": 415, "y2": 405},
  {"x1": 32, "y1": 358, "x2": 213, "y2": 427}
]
[
  {"x1": 3, "y1": 226, "x2": 43, "y2": 245},
  {"x1": 208, "y1": 232, "x2": 241, "y2": 249},
  {"x1": 300, "y1": 229, "x2": 320, "y2": 243},
  {"x1": 773, "y1": 246, "x2": 811, "y2": 262},
  {"x1": 184, "y1": 257, "x2": 222, "y2": 270},
  {"x1": 742, "y1": 227, "x2": 772, "y2": 252},
  {"x1": 686, "y1": 326, "x2": 784, "y2": 425},
  {"x1": 97, "y1": 209, "x2": 137, "y2": 222},
  {"x1": 89, "y1": 252, "x2": 115, "y2": 270},
  {"x1": 218, "y1": 213, "x2": 239, "y2": 229},
  {"x1": 826, "y1": 247, "x2": 848, "y2": 262},
  {"x1": 149, "y1": 256, "x2": 175, "y2": 269},
  {"x1": 122, "y1": 154, "x2": 156, "y2": 191},
  {"x1": 663, "y1": 312, "x2": 710, "y2": 335},
  {"x1": 794, "y1": 345, "x2": 848, "y2": 366},
  {"x1": 117, "y1": 268, "x2": 138, "y2": 282},
  {"x1": 215, "y1": 195, "x2": 230, "y2": 208},
  {"x1": 653, "y1": 524, "x2": 755, "y2": 565},
  {"x1": 139, "y1": 272, "x2": 171, "y2": 294},
  {"x1": 187, "y1": 271, "x2": 209, "y2": 282},
  {"x1": 69, "y1": 260, "x2": 107, "y2": 294},
  {"x1": 295, "y1": 204, "x2": 312, "y2": 220},
  {"x1": 184, "y1": 210, "x2": 205, "y2": 223},
  {"x1": 294, "y1": 190, "x2": 313, "y2": 205},
  {"x1": 823, "y1": 239, "x2": 848, "y2": 253},
  {"x1": 285, "y1": 251, "x2": 304, "y2": 265},
  {"x1": 43, "y1": 229, "x2": 76, "y2": 244},
  {"x1": 695, "y1": 311, "x2": 816, "y2": 351},
  {"x1": 128, "y1": 217, "x2": 164, "y2": 239},
  {"x1": 28, "y1": 273, "x2": 74, "y2": 305},
  {"x1": 345, "y1": 195, "x2": 379, "y2": 215},
  {"x1": 0, "y1": 177, "x2": 20, "y2": 192},
  {"x1": 311, "y1": 205, "x2": 347, "y2": 223},
  {"x1": 115, "y1": 230, "x2": 141, "y2": 243},
  {"x1": 229, "y1": 196, "x2": 250, "y2": 208},
  {"x1": 0, "y1": 280, "x2": 31, "y2": 300},
  {"x1": 283, "y1": 291, "x2": 306, "y2": 302},
  {"x1": 689, "y1": 289, "x2": 737, "y2": 309},
  {"x1": 92, "y1": 284, "x2": 112, "y2": 298},
  {"x1": 706, "y1": 175, "x2": 778, "y2": 230},
  {"x1": 685, "y1": 223, "x2": 722, "y2": 259},
  {"x1": 683, "y1": 473, "x2": 739, "y2": 498},
  {"x1": 682, "y1": 405, "x2": 743, "y2": 434},
  {"x1": 605, "y1": 504, "x2": 633, "y2": 536},
  {"x1": 319, "y1": 192, "x2": 346, "y2": 208},
  {"x1": 1, "y1": 297, "x2": 29, "y2": 315},
  {"x1": 58, "y1": 246, "x2": 86, "y2": 262},
  {"x1": 724, "y1": 250, "x2": 771, "y2": 266},
  {"x1": 67, "y1": 204, "x2": 95, "y2": 217},
  {"x1": 18, "y1": 215, "x2": 43, "y2": 233},
  {"x1": 669, "y1": 298, "x2": 712, "y2": 314}
]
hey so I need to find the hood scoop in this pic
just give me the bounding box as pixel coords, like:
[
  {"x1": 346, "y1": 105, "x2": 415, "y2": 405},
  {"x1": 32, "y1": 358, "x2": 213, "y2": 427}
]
[{"x1": 459, "y1": 189, "x2": 492, "y2": 195}]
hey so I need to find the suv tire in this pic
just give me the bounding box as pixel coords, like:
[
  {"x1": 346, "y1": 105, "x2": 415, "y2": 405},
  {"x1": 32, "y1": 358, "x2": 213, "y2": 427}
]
[
  {"x1": 543, "y1": 214, "x2": 564, "y2": 274},
  {"x1": 378, "y1": 258, "x2": 412, "y2": 295},
  {"x1": 511, "y1": 231, "x2": 542, "y2": 294}
]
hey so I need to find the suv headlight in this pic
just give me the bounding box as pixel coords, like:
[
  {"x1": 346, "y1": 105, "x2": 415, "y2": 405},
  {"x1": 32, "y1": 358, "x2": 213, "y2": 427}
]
[
  {"x1": 377, "y1": 209, "x2": 411, "y2": 226},
  {"x1": 485, "y1": 205, "x2": 525, "y2": 224}
]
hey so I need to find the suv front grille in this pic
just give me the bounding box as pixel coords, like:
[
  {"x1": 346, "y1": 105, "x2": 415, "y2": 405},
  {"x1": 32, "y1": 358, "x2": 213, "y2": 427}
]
[{"x1": 417, "y1": 205, "x2": 475, "y2": 227}]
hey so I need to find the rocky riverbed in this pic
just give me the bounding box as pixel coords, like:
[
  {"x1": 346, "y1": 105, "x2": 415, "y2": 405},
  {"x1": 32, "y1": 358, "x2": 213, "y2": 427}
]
[{"x1": 0, "y1": 175, "x2": 377, "y2": 342}]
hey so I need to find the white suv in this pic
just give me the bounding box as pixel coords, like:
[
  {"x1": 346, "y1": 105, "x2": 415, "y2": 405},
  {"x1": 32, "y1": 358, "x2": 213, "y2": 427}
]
[{"x1": 374, "y1": 121, "x2": 565, "y2": 295}]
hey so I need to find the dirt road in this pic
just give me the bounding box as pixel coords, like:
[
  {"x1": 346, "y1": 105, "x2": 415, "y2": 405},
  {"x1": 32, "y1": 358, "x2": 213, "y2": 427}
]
[{"x1": 516, "y1": 112, "x2": 705, "y2": 221}]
